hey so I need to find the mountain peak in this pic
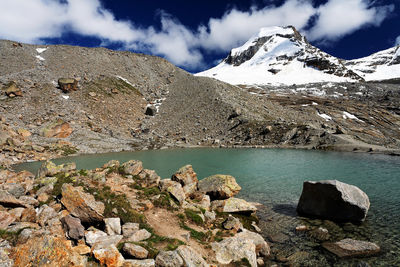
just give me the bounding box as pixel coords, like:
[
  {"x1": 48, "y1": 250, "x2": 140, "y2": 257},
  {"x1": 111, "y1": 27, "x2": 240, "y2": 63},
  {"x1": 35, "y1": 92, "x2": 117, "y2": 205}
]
[{"x1": 197, "y1": 26, "x2": 362, "y2": 85}]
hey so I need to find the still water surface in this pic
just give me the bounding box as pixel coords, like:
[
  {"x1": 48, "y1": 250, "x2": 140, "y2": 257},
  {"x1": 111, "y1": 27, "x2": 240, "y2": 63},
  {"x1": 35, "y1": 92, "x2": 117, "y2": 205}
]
[{"x1": 14, "y1": 148, "x2": 400, "y2": 266}]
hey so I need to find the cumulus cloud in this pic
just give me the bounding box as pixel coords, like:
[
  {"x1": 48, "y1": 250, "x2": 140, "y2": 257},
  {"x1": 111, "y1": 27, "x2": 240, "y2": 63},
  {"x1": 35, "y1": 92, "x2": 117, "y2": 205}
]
[
  {"x1": 0, "y1": 0, "x2": 395, "y2": 69},
  {"x1": 396, "y1": 36, "x2": 400, "y2": 46},
  {"x1": 308, "y1": 0, "x2": 394, "y2": 41}
]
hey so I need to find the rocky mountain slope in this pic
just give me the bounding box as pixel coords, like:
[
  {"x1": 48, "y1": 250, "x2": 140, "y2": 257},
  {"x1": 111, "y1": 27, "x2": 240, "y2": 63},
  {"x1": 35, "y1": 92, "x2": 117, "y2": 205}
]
[{"x1": 1, "y1": 39, "x2": 400, "y2": 167}]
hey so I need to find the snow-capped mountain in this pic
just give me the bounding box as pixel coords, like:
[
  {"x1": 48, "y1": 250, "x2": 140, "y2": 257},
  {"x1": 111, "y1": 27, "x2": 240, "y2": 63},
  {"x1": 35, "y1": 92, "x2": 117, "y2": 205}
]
[
  {"x1": 196, "y1": 26, "x2": 362, "y2": 86},
  {"x1": 346, "y1": 46, "x2": 400, "y2": 81}
]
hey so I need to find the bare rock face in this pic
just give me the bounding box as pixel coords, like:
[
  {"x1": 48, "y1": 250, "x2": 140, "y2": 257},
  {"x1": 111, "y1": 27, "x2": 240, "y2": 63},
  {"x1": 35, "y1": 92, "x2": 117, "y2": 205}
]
[
  {"x1": 61, "y1": 184, "x2": 105, "y2": 223},
  {"x1": 0, "y1": 211, "x2": 15, "y2": 230},
  {"x1": 171, "y1": 165, "x2": 198, "y2": 198},
  {"x1": 92, "y1": 244, "x2": 124, "y2": 267},
  {"x1": 104, "y1": 218, "x2": 121, "y2": 235},
  {"x1": 122, "y1": 160, "x2": 143, "y2": 176},
  {"x1": 155, "y1": 250, "x2": 184, "y2": 267},
  {"x1": 212, "y1": 235, "x2": 257, "y2": 267},
  {"x1": 58, "y1": 78, "x2": 78, "y2": 92},
  {"x1": 0, "y1": 190, "x2": 27, "y2": 208},
  {"x1": 13, "y1": 235, "x2": 85, "y2": 266},
  {"x1": 297, "y1": 180, "x2": 370, "y2": 222},
  {"x1": 60, "y1": 215, "x2": 85, "y2": 241},
  {"x1": 122, "y1": 243, "x2": 148, "y2": 259},
  {"x1": 198, "y1": 175, "x2": 241, "y2": 200},
  {"x1": 322, "y1": 239, "x2": 380, "y2": 258},
  {"x1": 211, "y1": 197, "x2": 257, "y2": 213},
  {"x1": 176, "y1": 246, "x2": 209, "y2": 267},
  {"x1": 159, "y1": 179, "x2": 185, "y2": 204},
  {"x1": 40, "y1": 119, "x2": 73, "y2": 138},
  {"x1": 123, "y1": 259, "x2": 155, "y2": 267}
]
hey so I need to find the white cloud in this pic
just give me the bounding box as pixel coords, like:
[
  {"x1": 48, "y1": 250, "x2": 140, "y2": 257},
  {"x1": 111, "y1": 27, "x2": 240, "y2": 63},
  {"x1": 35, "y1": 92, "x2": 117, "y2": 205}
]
[
  {"x1": 0, "y1": 0, "x2": 395, "y2": 69},
  {"x1": 308, "y1": 0, "x2": 394, "y2": 41},
  {"x1": 198, "y1": 0, "x2": 316, "y2": 51},
  {"x1": 395, "y1": 36, "x2": 400, "y2": 46}
]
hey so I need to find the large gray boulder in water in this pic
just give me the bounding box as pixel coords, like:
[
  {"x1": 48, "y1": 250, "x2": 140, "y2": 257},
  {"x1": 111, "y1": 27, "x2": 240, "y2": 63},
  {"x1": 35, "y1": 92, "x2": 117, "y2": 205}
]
[{"x1": 297, "y1": 180, "x2": 370, "y2": 222}]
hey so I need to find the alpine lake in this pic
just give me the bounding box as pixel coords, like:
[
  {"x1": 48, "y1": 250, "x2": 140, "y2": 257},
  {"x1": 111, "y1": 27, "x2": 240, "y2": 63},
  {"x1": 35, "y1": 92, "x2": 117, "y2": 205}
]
[{"x1": 14, "y1": 148, "x2": 400, "y2": 266}]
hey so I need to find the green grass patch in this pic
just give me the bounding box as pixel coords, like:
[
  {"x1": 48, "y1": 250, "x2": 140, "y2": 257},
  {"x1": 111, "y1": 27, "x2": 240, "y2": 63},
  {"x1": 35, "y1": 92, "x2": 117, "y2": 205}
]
[
  {"x1": 78, "y1": 169, "x2": 88, "y2": 176},
  {"x1": 0, "y1": 229, "x2": 24, "y2": 246},
  {"x1": 85, "y1": 186, "x2": 145, "y2": 224},
  {"x1": 184, "y1": 209, "x2": 204, "y2": 225},
  {"x1": 60, "y1": 145, "x2": 78, "y2": 156}
]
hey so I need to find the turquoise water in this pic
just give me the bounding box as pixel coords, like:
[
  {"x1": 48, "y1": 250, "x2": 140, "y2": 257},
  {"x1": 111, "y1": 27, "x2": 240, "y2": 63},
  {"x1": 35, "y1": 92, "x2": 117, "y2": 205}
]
[{"x1": 14, "y1": 148, "x2": 400, "y2": 266}]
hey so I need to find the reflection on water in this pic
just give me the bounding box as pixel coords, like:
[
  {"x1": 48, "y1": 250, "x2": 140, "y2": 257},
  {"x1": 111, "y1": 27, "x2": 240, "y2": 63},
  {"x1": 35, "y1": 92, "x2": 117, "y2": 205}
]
[{"x1": 13, "y1": 148, "x2": 400, "y2": 266}]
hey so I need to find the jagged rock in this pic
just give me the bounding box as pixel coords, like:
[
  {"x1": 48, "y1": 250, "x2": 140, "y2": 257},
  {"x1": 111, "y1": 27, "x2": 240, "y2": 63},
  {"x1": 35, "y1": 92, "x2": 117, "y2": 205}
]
[
  {"x1": 60, "y1": 215, "x2": 85, "y2": 241},
  {"x1": 61, "y1": 183, "x2": 105, "y2": 223},
  {"x1": 171, "y1": 165, "x2": 198, "y2": 197},
  {"x1": 251, "y1": 221, "x2": 261, "y2": 233},
  {"x1": 37, "y1": 192, "x2": 50, "y2": 203},
  {"x1": 138, "y1": 169, "x2": 160, "y2": 187},
  {"x1": 212, "y1": 235, "x2": 257, "y2": 267},
  {"x1": 36, "y1": 205, "x2": 58, "y2": 227},
  {"x1": 58, "y1": 78, "x2": 78, "y2": 92},
  {"x1": 85, "y1": 229, "x2": 108, "y2": 247},
  {"x1": 0, "y1": 170, "x2": 34, "y2": 198},
  {"x1": 155, "y1": 250, "x2": 184, "y2": 267},
  {"x1": 0, "y1": 211, "x2": 15, "y2": 229},
  {"x1": 297, "y1": 180, "x2": 370, "y2": 222},
  {"x1": 211, "y1": 198, "x2": 257, "y2": 213},
  {"x1": 17, "y1": 128, "x2": 31, "y2": 138},
  {"x1": 40, "y1": 119, "x2": 73, "y2": 138},
  {"x1": 159, "y1": 179, "x2": 185, "y2": 204},
  {"x1": 0, "y1": 190, "x2": 27, "y2": 208},
  {"x1": 122, "y1": 223, "x2": 140, "y2": 238},
  {"x1": 38, "y1": 160, "x2": 76, "y2": 177},
  {"x1": 92, "y1": 235, "x2": 123, "y2": 249},
  {"x1": 176, "y1": 245, "x2": 209, "y2": 267},
  {"x1": 122, "y1": 160, "x2": 143, "y2": 176},
  {"x1": 236, "y1": 230, "x2": 270, "y2": 257},
  {"x1": 72, "y1": 242, "x2": 91, "y2": 255},
  {"x1": 198, "y1": 175, "x2": 241, "y2": 200},
  {"x1": 92, "y1": 244, "x2": 125, "y2": 267},
  {"x1": 3, "y1": 81, "x2": 22, "y2": 97},
  {"x1": 223, "y1": 215, "x2": 243, "y2": 231},
  {"x1": 105, "y1": 217, "x2": 122, "y2": 235},
  {"x1": 8, "y1": 207, "x2": 24, "y2": 221},
  {"x1": 123, "y1": 243, "x2": 148, "y2": 259},
  {"x1": 322, "y1": 239, "x2": 380, "y2": 258},
  {"x1": 145, "y1": 106, "x2": 157, "y2": 116},
  {"x1": 13, "y1": 235, "x2": 85, "y2": 266},
  {"x1": 0, "y1": 239, "x2": 13, "y2": 267},
  {"x1": 126, "y1": 229, "x2": 151, "y2": 242},
  {"x1": 20, "y1": 207, "x2": 36, "y2": 223},
  {"x1": 124, "y1": 259, "x2": 155, "y2": 267},
  {"x1": 18, "y1": 196, "x2": 39, "y2": 207}
]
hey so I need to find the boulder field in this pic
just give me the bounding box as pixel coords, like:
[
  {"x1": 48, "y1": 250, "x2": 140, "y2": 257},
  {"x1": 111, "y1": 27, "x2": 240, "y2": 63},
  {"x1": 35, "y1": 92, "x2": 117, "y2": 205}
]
[{"x1": 0, "y1": 160, "x2": 269, "y2": 267}]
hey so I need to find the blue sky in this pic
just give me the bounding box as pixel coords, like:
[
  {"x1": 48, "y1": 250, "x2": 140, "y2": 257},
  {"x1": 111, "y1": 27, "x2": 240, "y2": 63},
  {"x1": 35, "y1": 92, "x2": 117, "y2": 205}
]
[{"x1": 0, "y1": 0, "x2": 399, "y2": 72}]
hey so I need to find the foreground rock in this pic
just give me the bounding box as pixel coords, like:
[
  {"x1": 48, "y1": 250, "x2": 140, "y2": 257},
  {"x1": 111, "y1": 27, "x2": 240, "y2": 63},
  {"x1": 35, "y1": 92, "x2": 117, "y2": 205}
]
[
  {"x1": 61, "y1": 184, "x2": 105, "y2": 223},
  {"x1": 323, "y1": 239, "x2": 380, "y2": 258},
  {"x1": 211, "y1": 197, "x2": 257, "y2": 213},
  {"x1": 58, "y1": 78, "x2": 78, "y2": 92},
  {"x1": 171, "y1": 165, "x2": 198, "y2": 198},
  {"x1": 155, "y1": 250, "x2": 184, "y2": 267},
  {"x1": 176, "y1": 246, "x2": 209, "y2": 267},
  {"x1": 198, "y1": 174, "x2": 241, "y2": 200},
  {"x1": 13, "y1": 235, "x2": 85, "y2": 266},
  {"x1": 297, "y1": 180, "x2": 370, "y2": 222}
]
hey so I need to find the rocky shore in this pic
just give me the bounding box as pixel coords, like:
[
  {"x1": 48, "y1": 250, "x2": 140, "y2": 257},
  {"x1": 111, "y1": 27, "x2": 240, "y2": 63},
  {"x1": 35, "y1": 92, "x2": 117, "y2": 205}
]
[{"x1": 0, "y1": 160, "x2": 273, "y2": 266}]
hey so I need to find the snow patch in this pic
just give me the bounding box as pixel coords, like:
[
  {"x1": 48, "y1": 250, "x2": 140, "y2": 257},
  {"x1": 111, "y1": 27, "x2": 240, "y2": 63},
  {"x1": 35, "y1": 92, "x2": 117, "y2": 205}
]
[
  {"x1": 343, "y1": 111, "x2": 363, "y2": 122},
  {"x1": 116, "y1": 76, "x2": 134, "y2": 87},
  {"x1": 35, "y1": 55, "x2": 45, "y2": 61},
  {"x1": 317, "y1": 112, "x2": 332, "y2": 121},
  {"x1": 62, "y1": 95, "x2": 69, "y2": 100},
  {"x1": 36, "y1": 48, "x2": 47, "y2": 53}
]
